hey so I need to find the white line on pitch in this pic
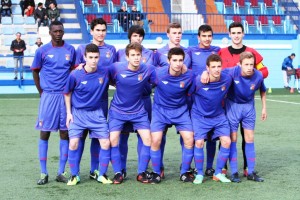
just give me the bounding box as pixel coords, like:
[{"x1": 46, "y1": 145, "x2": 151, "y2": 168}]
[{"x1": 255, "y1": 98, "x2": 300, "y2": 105}]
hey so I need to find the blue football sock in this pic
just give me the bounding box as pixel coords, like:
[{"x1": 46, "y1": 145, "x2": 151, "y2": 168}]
[
  {"x1": 181, "y1": 147, "x2": 193, "y2": 175},
  {"x1": 39, "y1": 139, "x2": 48, "y2": 174},
  {"x1": 77, "y1": 137, "x2": 85, "y2": 168},
  {"x1": 160, "y1": 133, "x2": 166, "y2": 168},
  {"x1": 111, "y1": 146, "x2": 121, "y2": 173},
  {"x1": 150, "y1": 149, "x2": 161, "y2": 174},
  {"x1": 206, "y1": 140, "x2": 216, "y2": 169},
  {"x1": 245, "y1": 142, "x2": 256, "y2": 174},
  {"x1": 229, "y1": 142, "x2": 238, "y2": 174},
  {"x1": 180, "y1": 136, "x2": 184, "y2": 151},
  {"x1": 215, "y1": 146, "x2": 230, "y2": 174},
  {"x1": 194, "y1": 146, "x2": 204, "y2": 175},
  {"x1": 90, "y1": 138, "x2": 100, "y2": 172},
  {"x1": 138, "y1": 145, "x2": 150, "y2": 174},
  {"x1": 58, "y1": 139, "x2": 68, "y2": 175},
  {"x1": 137, "y1": 134, "x2": 143, "y2": 162},
  {"x1": 99, "y1": 148, "x2": 110, "y2": 176},
  {"x1": 68, "y1": 148, "x2": 79, "y2": 176},
  {"x1": 119, "y1": 133, "x2": 129, "y2": 171}
]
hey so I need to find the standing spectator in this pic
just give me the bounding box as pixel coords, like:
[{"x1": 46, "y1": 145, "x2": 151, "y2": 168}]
[
  {"x1": 20, "y1": 0, "x2": 25, "y2": 16},
  {"x1": 10, "y1": 32, "x2": 26, "y2": 80},
  {"x1": 282, "y1": 53, "x2": 296, "y2": 89},
  {"x1": 47, "y1": 2, "x2": 60, "y2": 24},
  {"x1": 34, "y1": 2, "x2": 48, "y2": 27},
  {"x1": 1, "y1": 0, "x2": 12, "y2": 17},
  {"x1": 23, "y1": 0, "x2": 35, "y2": 16},
  {"x1": 45, "y1": 0, "x2": 57, "y2": 10},
  {"x1": 117, "y1": 6, "x2": 130, "y2": 32},
  {"x1": 31, "y1": 37, "x2": 43, "y2": 55},
  {"x1": 130, "y1": 5, "x2": 143, "y2": 27}
]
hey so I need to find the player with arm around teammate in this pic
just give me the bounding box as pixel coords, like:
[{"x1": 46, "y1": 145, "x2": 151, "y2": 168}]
[
  {"x1": 226, "y1": 52, "x2": 267, "y2": 183},
  {"x1": 191, "y1": 54, "x2": 232, "y2": 184},
  {"x1": 64, "y1": 44, "x2": 112, "y2": 185}
]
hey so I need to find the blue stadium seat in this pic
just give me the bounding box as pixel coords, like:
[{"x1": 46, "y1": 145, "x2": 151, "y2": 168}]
[
  {"x1": 6, "y1": 59, "x2": 15, "y2": 68},
  {"x1": 28, "y1": 37, "x2": 37, "y2": 46},
  {"x1": 14, "y1": 26, "x2": 26, "y2": 35},
  {"x1": 25, "y1": 17, "x2": 36, "y2": 25},
  {"x1": 2, "y1": 27, "x2": 14, "y2": 35},
  {"x1": 13, "y1": 16, "x2": 25, "y2": 25},
  {"x1": 1, "y1": 17, "x2": 13, "y2": 25},
  {"x1": 12, "y1": 6, "x2": 22, "y2": 15}
]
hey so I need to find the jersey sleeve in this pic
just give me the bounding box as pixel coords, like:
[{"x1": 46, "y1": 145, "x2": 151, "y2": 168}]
[
  {"x1": 75, "y1": 45, "x2": 85, "y2": 68},
  {"x1": 108, "y1": 63, "x2": 117, "y2": 85},
  {"x1": 259, "y1": 79, "x2": 267, "y2": 93},
  {"x1": 70, "y1": 47, "x2": 76, "y2": 69},
  {"x1": 149, "y1": 65, "x2": 158, "y2": 85},
  {"x1": 64, "y1": 73, "x2": 77, "y2": 94},
  {"x1": 30, "y1": 48, "x2": 42, "y2": 70}
]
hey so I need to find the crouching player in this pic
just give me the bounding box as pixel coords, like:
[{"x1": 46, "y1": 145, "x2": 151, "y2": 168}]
[
  {"x1": 227, "y1": 52, "x2": 267, "y2": 183},
  {"x1": 64, "y1": 44, "x2": 112, "y2": 185},
  {"x1": 150, "y1": 48, "x2": 194, "y2": 183},
  {"x1": 190, "y1": 54, "x2": 232, "y2": 184}
]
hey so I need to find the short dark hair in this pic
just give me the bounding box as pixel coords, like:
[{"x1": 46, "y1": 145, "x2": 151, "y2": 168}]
[
  {"x1": 206, "y1": 54, "x2": 222, "y2": 66},
  {"x1": 38, "y1": 2, "x2": 43, "y2": 7},
  {"x1": 291, "y1": 53, "x2": 296, "y2": 57},
  {"x1": 49, "y1": 21, "x2": 64, "y2": 31},
  {"x1": 167, "y1": 47, "x2": 185, "y2": 60},
  {"x1": 228, "y1": 22, "x2": 244, "y2": 33},
  {"x1": 167, "y1": 22, "x2": 181, "y2": 33},
  {"x1": 85, "y1": 43, "x2": 99, "y2": 56},
  {"x1": 125, "y1": 43, "x2": 142, "y2": 56},
  {"x1": 90, "y1": 18, "x2": 107, "y2": 30},
  {"x1": 198, "y1": 25, "x2": 213, "y2": 36},
  {"x1": 128, "y1": 25, "x2": 145, "y2": 42}
]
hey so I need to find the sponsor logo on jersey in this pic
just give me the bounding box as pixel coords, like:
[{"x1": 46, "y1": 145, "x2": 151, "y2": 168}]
[
  {"x1": 106, "y1": 51, "x2": 111, "y2": 58},
  {"x1": 250, "y1": 84, "x2": 255, "y2": 90},
  {"x1": 221, "y1": 85, "x2": 226, "y2": 91},
  {"x1": 48, "y1": 55, "x2": 54, "y2": 58},
  {"x1": 195, "y1": 52, "x2": 200, "y2": 55},
  {"x1": 180, "y1": 81, "x2": 185, "y2": 88},
  {"x1": 234, "y1": 80, "x2": 240, "y2": 84},
  {"x1": 138, "y1": 74, "x2": 143, "y2": 81},
  {"x1": 81, "y1": 81, "x2": 87, "y2": 84},
  {"x1": 120, "y1": 74, "x2": 127, "y2": 78},
  {"x1": 162, "y1": 81, "x2": 168, "y2": 84},
  {"x1": 99, "y1": 77, "x2": 103, "y2": 84},
  {"x1": 65, "y1": 54, "x2": 70, "y2": 61},
  {"x1": 203, "y1": 88, "x2": 209, "y2": 91}
]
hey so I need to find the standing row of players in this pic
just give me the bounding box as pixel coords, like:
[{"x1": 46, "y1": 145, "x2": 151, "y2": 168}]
[{"x1": 31, "y1": 19, "x2": 268, "y2": 185}]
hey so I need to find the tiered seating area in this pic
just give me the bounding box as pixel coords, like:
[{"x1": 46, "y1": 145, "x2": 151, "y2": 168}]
[
  {"x1": 80, "y1": 0, "x2": 144, "y2": 33},
  {"x1": 216, "y1": 0, "x2": 296, "y2": 34}
]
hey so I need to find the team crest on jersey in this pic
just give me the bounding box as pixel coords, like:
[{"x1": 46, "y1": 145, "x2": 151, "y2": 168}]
[
  {"x1": 221, "y1": 85, "x2": 226, "y2": 91},
  {"x1": 99, "y1": 77, "x2": 103, "y2": 84},
  {"x1": 142, "y1": 57, "x2": 147, "y2": 63},
  {"x1": 65, "y1": 54, "x2": 70, "y2": 61},
  {"x1": 180, "y1": 81, "x2": 185, "y2": 88},
  {"x1": 39, "y1": 121, "x2": 43, "y2": 127},
  {"x1": 250, "y1": 84, "x2": 255, "y2": 90},
  {"x1": 106, "y1": 51, "x2": 111, "y2": 58},
  {"x1": 138, "y1": 74, "x2": 143, "y2": 81}
]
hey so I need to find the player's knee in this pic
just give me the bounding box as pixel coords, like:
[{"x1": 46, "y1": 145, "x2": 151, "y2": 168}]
[
  {"x1": 110, "y1": 134, "x2": 119, "y2": 147},
  {"x1": 151, "y1": 137, "x2": 161, "y2": 150},
  {"x1": 100, "y1": 139, "x2": 110, "y2": 150},
  {"x1": 40, "y1": 131, "x2": 50, "y2": 140},
  {"x1": 221, "y1": 137, "x2": 231, "y2": 148},
  {"x1": 183, "y1": 136, "x2": 194, "y2": 148},
  {"x1": 69, "y1": 140, "x2": 78, "y2": 150},
  {"x1": 142, "y1": 136, "x2": 151, "y2": 146},
  {"x1": 195, "y1": 140, "x2": 204, "y2": 148},
  {"x1": 59, "y1": 130, "x2": 69, "y2": 140}
]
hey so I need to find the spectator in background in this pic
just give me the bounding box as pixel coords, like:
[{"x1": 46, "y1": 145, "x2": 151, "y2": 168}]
[
  {"x1": 34, "y1": 2, "x2": 48, "y2": 27},
  {"x1": 117, "y1": 6, "x2": 130, "y2": 32},
  {"x1": 20, "y1": 0, "x2": 25, "y2": 16},
  {"x1": 45, "y1": 0, "x2": 57, "y2": 10},
  {"x1": 1, "y1": 0, "x2": 12, "y2": 17},
  {"x1": 47, "y1": 2, "x2": 60, "y2": 24},
  {"x1": 282, "y1": 53, "x2": 296, "y2": 89},
  {"x1": 131, "y1": 5, "x2": 144, "y2": 27},
  {"x1": 23, "y1": 0, "x2": 35, "y2": 16},
  {"x1": 11, "y1": 32, "x2": 26, "y2": 80},
  {"x1": 31, "y1": 37, "x2": 43, "y2": 55}
]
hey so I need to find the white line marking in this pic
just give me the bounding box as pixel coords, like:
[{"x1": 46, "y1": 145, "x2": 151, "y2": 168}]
[{"x1": 255, "y1": 97, "x2": 300, "y2": 105}]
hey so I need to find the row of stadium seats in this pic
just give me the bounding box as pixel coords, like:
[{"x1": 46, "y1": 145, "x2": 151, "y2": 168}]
[
  {"x1": 215, "y1": 0, "x2": 283, "y2": 15},
  {"x1": 1, "y1": 16, "x2": 36, "y2": 25},
  {"x1": 82, "y1": 0, "x2": 135, "y2": 6}
]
